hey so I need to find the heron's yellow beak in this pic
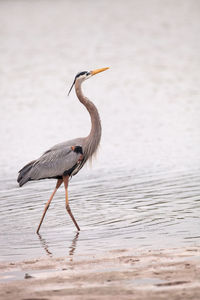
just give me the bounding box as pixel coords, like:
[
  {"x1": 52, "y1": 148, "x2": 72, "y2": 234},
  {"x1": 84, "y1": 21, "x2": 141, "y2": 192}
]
[{"x1": 91, "y1": 67, "x2": 109, "y2": 76}]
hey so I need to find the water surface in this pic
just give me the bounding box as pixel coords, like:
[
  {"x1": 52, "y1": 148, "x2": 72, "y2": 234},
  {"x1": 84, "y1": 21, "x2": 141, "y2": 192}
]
[{"x1": 0, "y1": 0, "x2": 200, "y2": 261}]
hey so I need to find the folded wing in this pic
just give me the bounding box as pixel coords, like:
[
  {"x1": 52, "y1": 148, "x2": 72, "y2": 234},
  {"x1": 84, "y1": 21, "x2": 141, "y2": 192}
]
[{"x1": 17, "y1": 145, "x2": 83, "y2": 186}]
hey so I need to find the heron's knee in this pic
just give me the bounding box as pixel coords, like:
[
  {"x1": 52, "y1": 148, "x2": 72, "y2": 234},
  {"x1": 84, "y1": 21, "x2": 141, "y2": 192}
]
[{"x1": 66, "y1": 204, "x2": 71, "y2": 212}]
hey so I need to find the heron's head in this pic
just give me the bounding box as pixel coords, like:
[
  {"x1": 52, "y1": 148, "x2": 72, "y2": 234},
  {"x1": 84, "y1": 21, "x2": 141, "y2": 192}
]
[{"x1": 68, "y1": 67, "x2": 109, "y2": 95}]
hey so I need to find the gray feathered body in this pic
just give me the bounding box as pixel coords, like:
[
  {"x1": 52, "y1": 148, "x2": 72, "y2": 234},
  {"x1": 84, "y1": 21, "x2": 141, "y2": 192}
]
[
  {"x1": 17, "y1": 80, "x2": 102, "y2": 187},
  {"x1": 17, "y1": 139, "x2": 83, "y2": 186}
]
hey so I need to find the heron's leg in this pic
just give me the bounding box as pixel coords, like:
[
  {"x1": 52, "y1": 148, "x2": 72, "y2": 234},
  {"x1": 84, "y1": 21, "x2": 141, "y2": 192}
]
[
  {"x1": 63, "y1": 175, "x2": 80, "y2": 231},
  {"x1": 36, "y1": 179, "x2": 63, "y2": 234}
]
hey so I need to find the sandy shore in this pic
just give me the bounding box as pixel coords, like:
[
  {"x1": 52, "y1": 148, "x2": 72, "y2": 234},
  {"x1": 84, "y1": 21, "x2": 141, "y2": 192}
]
[{"x1": 0, "y1": 246, "x2": 199, "y2": 299}]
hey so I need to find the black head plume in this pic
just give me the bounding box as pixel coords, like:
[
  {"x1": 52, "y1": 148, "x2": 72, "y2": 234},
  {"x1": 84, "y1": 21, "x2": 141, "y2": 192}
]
[
  {"x1": 68, "y1": 71, "x2": 88, "y2": 96},
  {"x1": 68, "y1": 78, "x2": 76, "y2": 96}
]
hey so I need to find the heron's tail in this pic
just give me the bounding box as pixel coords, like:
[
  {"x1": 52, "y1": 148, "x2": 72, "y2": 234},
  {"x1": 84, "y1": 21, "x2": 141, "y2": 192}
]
[{"x1": 17, "y1": 160, "x2": 36, "y2": 187}]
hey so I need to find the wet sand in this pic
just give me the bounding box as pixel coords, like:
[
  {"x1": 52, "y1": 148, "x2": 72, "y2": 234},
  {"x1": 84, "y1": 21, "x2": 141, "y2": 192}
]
[{"x1": 0, "y1": 246, "x2": 199, "y2": 299}]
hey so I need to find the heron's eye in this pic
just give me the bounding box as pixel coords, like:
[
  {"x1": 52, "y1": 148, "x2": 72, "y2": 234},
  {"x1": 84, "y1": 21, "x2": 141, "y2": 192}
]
[{"x1": 86, "y1": 72, "x2": 90, "y2": 76}]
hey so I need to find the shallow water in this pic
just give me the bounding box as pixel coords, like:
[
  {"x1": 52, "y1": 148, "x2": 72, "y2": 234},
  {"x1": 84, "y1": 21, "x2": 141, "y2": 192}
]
[{"x1": 0, "y1": 0, "x2": 200, "y2": 261}]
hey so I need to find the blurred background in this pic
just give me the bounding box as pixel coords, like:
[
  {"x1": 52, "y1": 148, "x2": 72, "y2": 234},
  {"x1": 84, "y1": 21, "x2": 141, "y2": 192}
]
[{"x1": 0, "y1": 0, "x2": 200, "y2": 261}]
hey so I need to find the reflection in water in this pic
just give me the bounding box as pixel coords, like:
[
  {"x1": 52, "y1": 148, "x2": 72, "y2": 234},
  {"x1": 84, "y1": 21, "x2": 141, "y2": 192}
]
[
  {"x1": 37, "y1": 233, "x2": 52, "y2": 257},
  {"x1": 37, "y1": 232, "x2": 80, "y2": 259},
  {"x1": 69, "y1": 232, "x2": 79, "y2": 258}
]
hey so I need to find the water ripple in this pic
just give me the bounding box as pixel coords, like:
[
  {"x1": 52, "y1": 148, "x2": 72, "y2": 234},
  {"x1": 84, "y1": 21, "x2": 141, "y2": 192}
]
[{"x1": 0, "y1": 167, "x2": 200, "y2": 261}]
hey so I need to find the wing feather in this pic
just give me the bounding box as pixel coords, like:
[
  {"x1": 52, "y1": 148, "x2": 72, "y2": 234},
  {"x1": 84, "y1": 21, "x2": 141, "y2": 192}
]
[{"x1": 29, "y1": 146, "x2": 82, "y2": 180}]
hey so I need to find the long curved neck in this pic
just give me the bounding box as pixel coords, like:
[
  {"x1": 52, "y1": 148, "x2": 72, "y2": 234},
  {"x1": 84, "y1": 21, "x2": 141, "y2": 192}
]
[{"x1": 75, "y1": 81, "x2": 101, "y2": 160}]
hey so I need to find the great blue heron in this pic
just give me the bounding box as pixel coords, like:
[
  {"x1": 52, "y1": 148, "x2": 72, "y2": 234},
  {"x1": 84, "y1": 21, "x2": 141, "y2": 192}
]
[{"x1": 17, "y1": 67, "x2": 109, "y2": 233}]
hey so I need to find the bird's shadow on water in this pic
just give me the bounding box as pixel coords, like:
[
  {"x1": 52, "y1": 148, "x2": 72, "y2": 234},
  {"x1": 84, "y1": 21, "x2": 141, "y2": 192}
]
[{"x1": 37, "y1": 232, "x2": 80, "y2": 260}]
